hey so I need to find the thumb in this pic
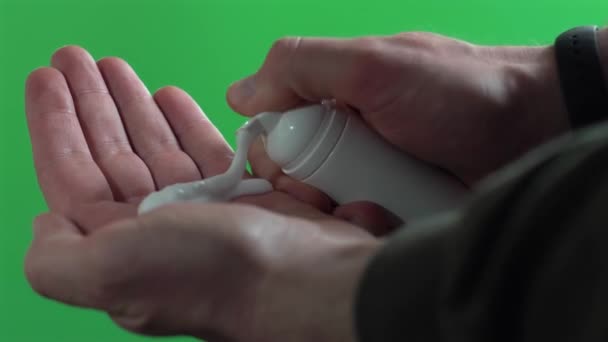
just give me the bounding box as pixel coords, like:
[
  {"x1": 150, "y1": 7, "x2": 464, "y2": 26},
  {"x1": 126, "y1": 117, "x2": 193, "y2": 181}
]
[
  {"x1": 333, "y1": 201, "x2": 405, "y2": 237},
  {"x1": 227, "y1": 36, "x2": 394, "y2": 116},
  {"x1": 25, "y1": 213, "x2": 89, "y2": 305},
  {"x1": 30, "y1": 212, "x2": 84, "y2": 246},
  {"x1": 24, "y1": 212, "x2": 137, "y2": 309}
]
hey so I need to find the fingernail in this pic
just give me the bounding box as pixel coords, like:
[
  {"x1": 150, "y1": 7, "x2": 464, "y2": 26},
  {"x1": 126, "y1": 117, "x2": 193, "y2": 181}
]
[{"x1": 228, "y1": 75, "x2": 256, "y2": 106}]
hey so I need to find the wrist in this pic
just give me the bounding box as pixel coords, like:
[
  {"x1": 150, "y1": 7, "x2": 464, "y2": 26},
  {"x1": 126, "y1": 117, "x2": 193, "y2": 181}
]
[
  {"x1": 301, "y1": 237, "x2": 381, "y2": 342},
  {"x1": 502, "y1": 46, "x2": 571, "y2": 151}
]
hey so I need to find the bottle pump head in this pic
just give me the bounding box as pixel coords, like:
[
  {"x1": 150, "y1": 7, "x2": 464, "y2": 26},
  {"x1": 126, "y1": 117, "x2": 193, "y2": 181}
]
[{"x1": 240, "y1": 103, "x2": 344, "y2": 180}]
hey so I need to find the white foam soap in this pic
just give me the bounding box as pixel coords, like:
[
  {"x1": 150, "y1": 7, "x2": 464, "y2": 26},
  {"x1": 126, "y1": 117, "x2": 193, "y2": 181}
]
[
  {"x1": 139, "y1": 102, "x2": 469, "y2": 220},
  {"x1": 137, "y1": 113, "x2": 280, "y2": 214}
]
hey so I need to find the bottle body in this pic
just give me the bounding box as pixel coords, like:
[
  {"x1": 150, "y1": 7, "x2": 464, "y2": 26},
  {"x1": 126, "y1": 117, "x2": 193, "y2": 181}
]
[
  {"x1": 264, "y1": 104, "x2": 468, "y2": 221},
  {"x1": 300, "y1": 109, "x2": 466, "y2": 220}
]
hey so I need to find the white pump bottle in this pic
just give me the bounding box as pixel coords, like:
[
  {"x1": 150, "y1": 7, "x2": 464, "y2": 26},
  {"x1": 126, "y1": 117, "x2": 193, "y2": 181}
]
[{"x1": 255, "y1": 102, "x2": 469, "y2": 221}]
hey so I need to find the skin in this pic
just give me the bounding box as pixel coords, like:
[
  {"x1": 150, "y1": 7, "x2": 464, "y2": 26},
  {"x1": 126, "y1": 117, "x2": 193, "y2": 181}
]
[
  {"x1": 25, "y1": 29, "x2": 582, "y2": 341},
  {"x1": 23, "y1": 46, "x2": 392, "y2": 342},
  {"x1": 228, "y1": 32, "x2": 570, "y2": 184}
]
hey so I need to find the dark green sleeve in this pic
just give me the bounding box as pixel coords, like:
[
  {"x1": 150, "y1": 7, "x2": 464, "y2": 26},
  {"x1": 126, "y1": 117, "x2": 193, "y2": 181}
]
[{"x1": 355, "y1": 122, "x2": 608, "y2": 342}]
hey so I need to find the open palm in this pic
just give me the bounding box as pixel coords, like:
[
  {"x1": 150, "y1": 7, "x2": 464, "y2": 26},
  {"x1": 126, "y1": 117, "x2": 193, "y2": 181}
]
[{"x1": 25, "y1": 46, "x2": 339, "y2": 233}]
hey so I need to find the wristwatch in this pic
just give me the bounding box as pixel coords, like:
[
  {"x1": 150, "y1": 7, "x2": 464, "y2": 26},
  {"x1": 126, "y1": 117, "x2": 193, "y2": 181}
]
[{"x1": 554, "y1": 25, "x2": 608, "y2": 129}]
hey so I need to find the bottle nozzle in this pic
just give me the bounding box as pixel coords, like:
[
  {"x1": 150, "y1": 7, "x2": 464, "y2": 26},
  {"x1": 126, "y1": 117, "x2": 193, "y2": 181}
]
[{"x1": 239, "y1": 112, "x2": 281, "y2": 137}]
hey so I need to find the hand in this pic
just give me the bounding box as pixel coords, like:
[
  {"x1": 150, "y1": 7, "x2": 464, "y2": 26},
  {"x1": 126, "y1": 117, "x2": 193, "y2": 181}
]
[
  {"x1": 25, "y1": 196, "x2": 379, "y2": 341},
  {"x1": 226, "y1": 32, "x2": 571, "y2": 184},
  {"x1": 24, "y1": 46, "x2": 397, "y2": 340},
  {"x1": 25, "y1": 45, "x2": 398, "y2": 232},
  {"x1": 24, "y1": 45, "x2": 333, "y2": 231}
]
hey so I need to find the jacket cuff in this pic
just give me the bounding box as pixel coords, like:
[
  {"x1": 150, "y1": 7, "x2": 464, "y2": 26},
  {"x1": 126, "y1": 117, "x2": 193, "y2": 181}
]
[{"x1": 354, "y1": 213, "x2": 458, "y2": 342}]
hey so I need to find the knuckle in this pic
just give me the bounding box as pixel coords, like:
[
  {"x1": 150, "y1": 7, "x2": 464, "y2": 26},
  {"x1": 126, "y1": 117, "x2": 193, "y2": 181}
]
[
  {"x1": 24, "y1": 252, "x2": 49, "y2": 297},
  {"x1": 269, "y1": 36, "x2": 299, "y2": 56},
  {"x1": 111, "y1": 306, "x2": 163, "y2": 335},
  {"x1": 134, "y1": 137, "x2": 180, "y2": 163},
  {"x1": 202, "y1": 148, "x2": 234, "y2": 172},
  {"x1": 393, "y1": 31, "x2": 437, "y2": 46},
  {"x1": 392, "y1": 31, "x2": 473, "y2": 54},
  {"x1": 344, "y1": 38, "x2": 393, "y2": 101},
  {"x1": 266, "y1": 36, "x2": 302, "y2": 65},
  {"x1": 352, "y1": 37, "x2": 386, "y2": 65}
]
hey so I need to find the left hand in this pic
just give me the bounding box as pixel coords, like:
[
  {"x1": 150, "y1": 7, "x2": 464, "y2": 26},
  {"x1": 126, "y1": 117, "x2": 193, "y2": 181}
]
[
  {"x1": 24, "y1": 45, "x2": 395, "y2": 233},
  {"x1": 24, "y1": 46, "x2": 396, "y2": 340},
  {"x1": 26, "y1": 202, "x2": 380, "y2": 341}
]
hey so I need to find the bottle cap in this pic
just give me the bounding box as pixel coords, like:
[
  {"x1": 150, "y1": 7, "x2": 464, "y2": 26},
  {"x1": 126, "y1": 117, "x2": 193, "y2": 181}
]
[
  {"x1": 263, "y1": 103, "x2": 347, "y2": 180},
  {"x1": 264, "y1": 104, "x2": 326, "y2": 166}
]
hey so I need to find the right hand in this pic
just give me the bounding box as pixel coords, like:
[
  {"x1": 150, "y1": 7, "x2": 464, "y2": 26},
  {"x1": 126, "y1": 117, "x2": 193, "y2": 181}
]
[{"x1": 226, "y1": 32, "x2": 571, "y2": 185}]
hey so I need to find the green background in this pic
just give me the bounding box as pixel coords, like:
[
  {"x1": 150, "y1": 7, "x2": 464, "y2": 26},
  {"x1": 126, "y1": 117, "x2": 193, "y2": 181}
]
[{"x1": 0, "y1": 0, "x2": 606, "y2": 340}]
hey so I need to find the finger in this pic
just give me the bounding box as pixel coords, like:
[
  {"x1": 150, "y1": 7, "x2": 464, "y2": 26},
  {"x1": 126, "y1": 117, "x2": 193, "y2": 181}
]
[
  {"x1": 51, "y1": 46, "x2": 154, "y2": 201},
  {"x1": 234, "y1": 191, "x2": 330, "y2": 221},
  {"x1": 98, "y1": 58, "x2": 201, "y2": 189},
  {"x1": 70, "y1": 202, "x2": 138, "y2": 234},
  {"x1": 248, "y1": 137, "x2": 333, "y2": 213},
  {"x1": 226, "y1": 36, "x2": 399, "y2": 116},
  {"x1": 333, "y1": 201, "x2": 404, "y2": 236},
  {"x1": 25, "y1": 213, "x2": 99, "y2": 308},
  {"x1": 154, "y1": 86, "x2": 235, "y2": 177},
  {"x1": 25, "y1": 67, "x2": 113, "y2": 212}
]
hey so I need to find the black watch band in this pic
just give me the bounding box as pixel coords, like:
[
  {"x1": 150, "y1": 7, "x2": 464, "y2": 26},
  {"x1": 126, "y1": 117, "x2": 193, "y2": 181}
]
[{"x1": 554, "y1": 25, "x2": 608, "y2": 129}]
